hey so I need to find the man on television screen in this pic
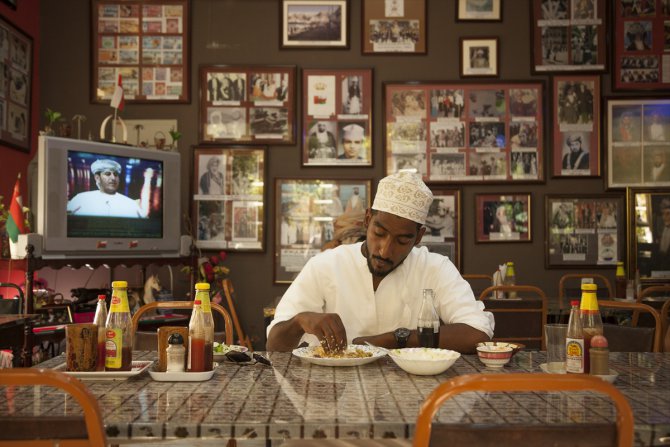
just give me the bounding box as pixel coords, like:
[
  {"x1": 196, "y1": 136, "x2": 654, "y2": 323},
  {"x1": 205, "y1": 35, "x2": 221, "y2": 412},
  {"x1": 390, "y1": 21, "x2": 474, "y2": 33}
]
[{"x1": 67, "y1": 159, "x2": 153, "y2": 218}]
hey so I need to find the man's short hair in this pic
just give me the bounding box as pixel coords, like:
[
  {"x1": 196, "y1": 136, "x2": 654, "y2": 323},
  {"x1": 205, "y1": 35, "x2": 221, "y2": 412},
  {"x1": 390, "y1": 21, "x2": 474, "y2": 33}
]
[{"x1": 91, "y1": 159, "x2": 122, "y2": 175}]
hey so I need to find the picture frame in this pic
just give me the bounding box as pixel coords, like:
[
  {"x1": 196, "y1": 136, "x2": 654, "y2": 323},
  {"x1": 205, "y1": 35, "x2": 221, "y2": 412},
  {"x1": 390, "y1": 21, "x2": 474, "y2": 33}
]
[
  {"x1": 606, "y1": 97, "x2": 670, "y2": 189},
  {"x1": 545, "y1": 194, "x2": 624, "y2": 268},
  {"x1": 193, "y1": 146, "x2": 266, "y2": 252},
  {"x1": 628, "y1": 188, "x2": 670, "y2": 283},
  {"x1": 199, "y1": 65, "x2": 296, "y2": 145},
  {"x1": 0, "y1": 15, "x2": 32, "y2": 152},
  {"x1": 384, "y1": 81, "x2": 545, "y2": 183},
  {"x1": 475, "y1": 193, "x2": 531, "y2": 243},
  {"x1": 302, "y1": 68, "x2": 373, "y2": 167},
  {"x1": 456, "y1": 0, "x2": 502, "y2": 22},
  {"x1": 420, "y1": 188, "x2": 462, "y2": 269},
  {"x1": 552, "y1": 75, "x2": 600, "y2": 177},
  {"x1": 460, "y1": 37, "x2": 499, "y2": 78},
  {"x1": 274, "y1": 178, "x2": 371, "y2": 283},
  {"x1": 362, "y1": 0, "x2": 427, "y2": 54},
  {"x1": 280, "y1": 0, "x2": 349, "y2": 49},
  {"x1": 91, "y1": 0, "x2": 191, "y2": 104},
  {"x1": 612, "y1": 0, "x2": 670, "y2": 91},
  {"x1": 530, "y1": 0, "x2": 607, "y2": 73}
]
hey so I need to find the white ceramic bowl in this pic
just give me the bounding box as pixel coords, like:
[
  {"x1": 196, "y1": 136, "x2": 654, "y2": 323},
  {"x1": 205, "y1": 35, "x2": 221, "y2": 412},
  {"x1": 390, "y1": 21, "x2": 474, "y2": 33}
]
[
  {"x1": 476, "y1": 343, "x2": 513, "y2": 368},
  {"x1": 388, "y1": 348, "x2": 460, "y2": 375}
]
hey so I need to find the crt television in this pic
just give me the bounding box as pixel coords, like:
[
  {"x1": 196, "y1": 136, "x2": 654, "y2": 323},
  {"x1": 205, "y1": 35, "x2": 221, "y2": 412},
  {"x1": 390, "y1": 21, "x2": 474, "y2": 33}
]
[{"x1": 37, "y1": 136, "x2": 181, "y2": 259}]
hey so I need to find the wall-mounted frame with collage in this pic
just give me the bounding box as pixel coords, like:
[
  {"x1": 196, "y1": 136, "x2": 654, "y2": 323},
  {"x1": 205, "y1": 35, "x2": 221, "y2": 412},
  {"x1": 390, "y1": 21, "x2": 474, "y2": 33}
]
[
  {"x1": 420, "y1": 188, "x2": 461, "y2": 269},
  {"x1": 302, "y1": 68, "x2": 372, "y2": 166},
  {"x1": 193, "y1": 147, "x2": 266, "y2": 252},
  {"x1": 199, "y1": 65, "x2": 296, "y2": 145},
  {"x1": 91, "y1": 0, "x2": 190, "y2": 104},
  {"x1": 362, "y1": 0, "x2": 426, "y2": 54},
  {"x1": 383, "y1": 81, "x2": 544, "y2": 183},
  {"x1": 628, "y1": 188, "x2": 670, "y2": 283},
  {"x1": 274, "y1": 178, "x2": 371, "y2": 283},
  {"x1": 475, "y1": 193, "x2": 531, "y2": 243},
  {"x1": 545, "y1": 194, "x2": 624, "y2": 268}
]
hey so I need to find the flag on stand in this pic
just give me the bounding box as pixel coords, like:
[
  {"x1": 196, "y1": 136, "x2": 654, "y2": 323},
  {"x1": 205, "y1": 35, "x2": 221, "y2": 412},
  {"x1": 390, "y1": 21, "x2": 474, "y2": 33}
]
[
  {"x1": 110, "y1": 74, "x2": 125, "y2": 112},
  {"x1": 6, "y1": 174, "x2": 26, "y2": 243}
]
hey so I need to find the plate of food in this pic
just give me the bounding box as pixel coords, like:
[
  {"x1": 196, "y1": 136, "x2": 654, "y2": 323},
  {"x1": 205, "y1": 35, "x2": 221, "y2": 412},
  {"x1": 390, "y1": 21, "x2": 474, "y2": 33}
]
[
  {"x1": 53, "y1": 361, "x2": 153, "y2": 380},
  {"x1": 292, "y1": 344, "x2": 387, "y2": 367},
  {"x1": 213, "y1": 342, "x2": 249, "y2": 361}
]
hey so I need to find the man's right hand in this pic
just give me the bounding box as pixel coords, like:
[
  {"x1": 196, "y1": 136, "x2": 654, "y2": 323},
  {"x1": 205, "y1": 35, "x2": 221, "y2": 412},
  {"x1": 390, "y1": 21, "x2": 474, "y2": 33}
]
[{"x1": 296, "y1": 312, "x2": 347, "y2": 353}]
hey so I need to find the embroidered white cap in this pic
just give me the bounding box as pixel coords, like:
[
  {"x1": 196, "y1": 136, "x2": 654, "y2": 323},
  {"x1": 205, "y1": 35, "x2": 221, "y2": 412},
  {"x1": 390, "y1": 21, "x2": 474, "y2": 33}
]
[
  {"x1": 372, "y1": 172, "x2": 433, "y2": 225},
  {"x1": 342, "y1": 124, "x2": 365, "y2": 141},
  {"x1": 91, "y1": 159, "x2": 122, "y2": 175}
]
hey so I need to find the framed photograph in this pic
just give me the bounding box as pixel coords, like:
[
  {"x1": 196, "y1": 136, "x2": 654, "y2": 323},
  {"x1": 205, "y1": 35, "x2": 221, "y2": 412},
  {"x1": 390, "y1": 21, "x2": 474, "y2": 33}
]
[
  {"x1": 302, "y1": 68, "x2": 372, "y2": 166},
  {"x1": 91, "y1": 0, "x2": 191, "y2": 104},
  {"x1": 613, "y1": 1, "x2": 670, "y2": 91},
  {"x1": 456, "y1": 0, "x2": 502, "y2": 22},
  {"x1": 362, "y1": 0, "x2": 427, "y2": 54},
  {"x1": 275, "y1": 178, "x2": 371, "y2": 283},
  {"x1": 530, "y1": 0, "x2": 607, "y2": 73},
  {"x1": 545, "y1": 194, "x2": 624, "y2": 268},
  {"x1": 606, "y1": 98, "x2": 670, "y2": 188},
  {"x1": 384, "y1": 81, "x2": 545, "y2": 183},
  {"x1": 0, "y1": 16, "x2": 32, "y2": 152},
  {"x1": 420, "y1": 188, "x2": 462, "y2": 269},
  {"x1": 628, "y1": 188, "x2": 670, "y2": 282},
  {"x1": 193, "y1": 146, "x2": 266, "y2": 252},
  {"x1": 552, "y1": 75, "x2": 600, "y2": 177},
  {"x1": 460, "y1": 37, "x2": 499, "y2": 78},
  {"x1": 475, "y1": 193, "x2": 531, "y2": 242},
  {"x1": 281, "y1": 0, "x2": 349, "y2": 49},
  {"x1": 199, "y1": 65, "x2": 296, "y2": 145}
]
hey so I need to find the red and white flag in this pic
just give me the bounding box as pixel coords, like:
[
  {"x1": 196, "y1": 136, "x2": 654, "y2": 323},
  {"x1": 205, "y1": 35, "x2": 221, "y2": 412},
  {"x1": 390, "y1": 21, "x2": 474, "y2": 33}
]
[
  {"x1": 6, "y1": 174, "x2": 26, "y2": 243},
  {"x1": 110, "y1": 74, "x2": 125, "y2": 112}
]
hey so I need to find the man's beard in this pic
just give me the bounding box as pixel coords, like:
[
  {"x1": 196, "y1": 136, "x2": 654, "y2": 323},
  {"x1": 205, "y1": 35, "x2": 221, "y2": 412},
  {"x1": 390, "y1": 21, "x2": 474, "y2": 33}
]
[{"x1": 362, "y1": 241, "x2": 402, "y2": 278}]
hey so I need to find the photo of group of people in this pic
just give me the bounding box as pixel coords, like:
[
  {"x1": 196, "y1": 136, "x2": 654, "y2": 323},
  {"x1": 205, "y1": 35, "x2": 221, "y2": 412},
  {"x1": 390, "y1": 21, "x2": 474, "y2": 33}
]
[
  {"x1": 363, "y1": 0, "x2": 425, "y2": 54},
  {"x1": 0, "y1": 17, "x2": 30, "y2": 151},
  {"x1": 477, "y1": 194, "x2": 530, "y2": 242},
  {"x1": 385, "y1": 83, "x2": 543, "y2": 182}
]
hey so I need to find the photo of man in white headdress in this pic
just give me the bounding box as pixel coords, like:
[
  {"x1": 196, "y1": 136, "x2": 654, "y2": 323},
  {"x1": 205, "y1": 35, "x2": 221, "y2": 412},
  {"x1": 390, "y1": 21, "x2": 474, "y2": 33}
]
[{"x1": 337, "y1": 123, "x2": 367, "y2": 161}]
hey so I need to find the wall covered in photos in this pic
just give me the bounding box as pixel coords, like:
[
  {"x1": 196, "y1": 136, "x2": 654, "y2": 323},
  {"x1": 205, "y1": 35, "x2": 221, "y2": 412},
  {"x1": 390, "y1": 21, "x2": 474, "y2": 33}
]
[{"x1": 32, "y1": 0, "x2": 668, "y2": 348}]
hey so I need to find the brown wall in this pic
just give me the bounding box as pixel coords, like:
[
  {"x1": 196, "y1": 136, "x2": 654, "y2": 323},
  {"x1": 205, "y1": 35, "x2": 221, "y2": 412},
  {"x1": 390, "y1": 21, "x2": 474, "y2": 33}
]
[{"x1": 36, "y1": 0, "x2": 632, "y2": 347}]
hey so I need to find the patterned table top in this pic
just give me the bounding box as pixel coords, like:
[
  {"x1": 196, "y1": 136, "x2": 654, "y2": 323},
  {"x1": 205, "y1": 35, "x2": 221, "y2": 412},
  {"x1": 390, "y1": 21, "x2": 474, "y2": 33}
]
[{"x1": 1, "y1": 351, "x2": 669, "y2": 446}]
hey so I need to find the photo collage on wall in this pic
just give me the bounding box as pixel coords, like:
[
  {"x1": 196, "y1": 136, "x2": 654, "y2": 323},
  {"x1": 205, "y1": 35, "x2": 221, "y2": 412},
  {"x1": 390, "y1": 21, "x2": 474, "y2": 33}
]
[
  {"x1": 93, "y1": 1, "x2": 189, "y2": 103},
  {"x1": 193, "y1": 147, "x2": 265, "y2": 251},
  {"x1": 384, "y1": 82, "x2": 544, "y2": 183}
]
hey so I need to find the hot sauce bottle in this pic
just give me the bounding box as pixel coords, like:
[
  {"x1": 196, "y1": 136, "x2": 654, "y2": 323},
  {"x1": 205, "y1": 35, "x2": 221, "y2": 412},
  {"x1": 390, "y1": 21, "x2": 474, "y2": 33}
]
[
  {"x1": 105, "y1": 281, "x2": 133, "y2": 371},
  {"x1": 93, "y1": 294, "x2": 108, "y2": 371},
  {"x1": 579, "y1": 283, "x2": 603, "y2": 374},
  {"x1": 187, "y1": 299, "x2": 213, "y2": 372}
]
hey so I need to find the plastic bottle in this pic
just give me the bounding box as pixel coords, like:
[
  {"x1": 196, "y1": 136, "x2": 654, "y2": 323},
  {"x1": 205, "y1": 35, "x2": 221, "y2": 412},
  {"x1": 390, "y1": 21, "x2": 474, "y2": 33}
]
[
  {"x1": 615, "y1": 262, "x2": 626, "y2": 299},
  {"x1": 589, "y1": 334, "x2": 609, "y2": 376},
  {"x1": 417, "y1": 289, "x2": 440, "y2": 348},
  {"x1": 105, "y1": 281, "x2": 133, "y2": 371},
  {"x1": 187, "y1": 300, "x2": 213, "y2": 372},
  {"x1": 195, "y1": 282, "x2": 215, "y2": 346},
  {"x1": 579, "y1": 283, "x2": 603, "y2": 374},
  {"x1": 166, "y1": 333, "x2": 186, "y2": 372},
  {"x1": 565, "y1": 300, "x2": 584, "y2": 374},
  {"x1": 93, "y1": 294, "x2": 108, "y2": 371},
  {"x1": 504, "y1": 261, "x2": 517, "y2": 299}
]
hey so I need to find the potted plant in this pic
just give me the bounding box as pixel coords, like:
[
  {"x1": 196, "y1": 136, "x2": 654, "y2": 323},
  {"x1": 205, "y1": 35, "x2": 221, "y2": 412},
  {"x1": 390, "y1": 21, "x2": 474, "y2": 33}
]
[
  {"x1": 168, "y1": 127, "x2": 182, "y2": 151},
  {"x1": 43, "y1": 108, "x2": 63, "y2": 136}
]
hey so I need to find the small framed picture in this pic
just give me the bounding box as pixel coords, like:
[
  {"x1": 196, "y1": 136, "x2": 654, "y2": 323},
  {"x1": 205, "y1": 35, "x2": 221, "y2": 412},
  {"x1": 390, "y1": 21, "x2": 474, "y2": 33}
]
[
  {"x1": 475, "y1": 193, "x2": 531, "y2": 242},
  {"x1": 281, "y1": 0, "x2": 349, "y2": 49},
  {"x1": 362, "y1": 0, "x2": 427, "y2": 55},
  {"x1": 420, "y1": 188, "x2": 461, "y2": 269},
  {"x1": 628, "y1": 188, "x2": 670, "y2": 283},
  {"x1": 456, "y1": 0, "x2": 502, "y2": 22},
  {"x1": 460, "y1": 37, "x2": 499, "y2": 78}
]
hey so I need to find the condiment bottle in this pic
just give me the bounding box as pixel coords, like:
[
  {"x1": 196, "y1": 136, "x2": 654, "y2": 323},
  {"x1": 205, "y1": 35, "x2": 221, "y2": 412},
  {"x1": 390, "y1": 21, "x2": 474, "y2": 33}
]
[
  {"x1": 565, "y1": 300, "x2": 584, "y2": 374},
  {"x1": 93, "y1": 294, "x2": 107, "y2": 371},
  {"x1": 166, "y1": 333, "x2": 186, "y2": 372},
  {"x1": 589, "y1": 334, "x2": 609, "y2": 376},
  {"x1": 417, "y1": 289, "x2": 440, "y2": 348},
  {"x1": 105, "y1": 281, "x2": 133, "y2": 371},
  {"x1": 579, "y1": 283, "x2": 603, "y2": 374},
  {"x1": 195, "y1": 282, "x2": 215, "y2": 347},
  {"x1": 504, "y1": 261, "x2": 517, "y2": 299},
  {"x1": 615, "y1": 261, "x2": 627, "y2": 299},
  {"x1": 187, "y1": 300, "x2": 213, "y2": 372}
]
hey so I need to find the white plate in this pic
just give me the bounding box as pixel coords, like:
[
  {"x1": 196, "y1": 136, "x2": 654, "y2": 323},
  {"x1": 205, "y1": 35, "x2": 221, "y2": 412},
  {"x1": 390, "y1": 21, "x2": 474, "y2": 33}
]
[
  {"x1": 538, "y1": 363, "x2": 618, "y2": 383},
  {"x1": 53, "y1": 361, "x2": 153, "y2": 380},
  {"x1": 292, "y1": 345, "x2": 386, "y2": 367},
  {"x1": 149, "y1": 369, "x2": 215, "y2": 382},
  {"x1": 213, "y1": 344, "x2": 249, "y2": 361}
]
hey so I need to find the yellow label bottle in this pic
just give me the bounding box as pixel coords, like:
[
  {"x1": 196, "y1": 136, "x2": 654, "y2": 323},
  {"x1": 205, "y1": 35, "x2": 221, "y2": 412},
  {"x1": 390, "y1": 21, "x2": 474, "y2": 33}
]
[
  {"x1": 105, "y1": 281, "x2": 133, "y2": 371},
  {"x1": 579, "y1": 283, "x2": 603, "y2": 374}
]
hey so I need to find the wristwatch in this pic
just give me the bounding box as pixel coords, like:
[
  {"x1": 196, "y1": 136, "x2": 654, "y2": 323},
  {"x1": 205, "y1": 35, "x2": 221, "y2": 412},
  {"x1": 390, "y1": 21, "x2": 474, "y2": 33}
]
[{"x1": 394, "y1": 327, "x2": 411, "y2": 348}]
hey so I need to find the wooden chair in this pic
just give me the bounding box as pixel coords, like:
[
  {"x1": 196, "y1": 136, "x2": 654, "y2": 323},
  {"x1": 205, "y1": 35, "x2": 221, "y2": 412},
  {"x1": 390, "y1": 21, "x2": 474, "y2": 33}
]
[
  {"x1": 414, "y1": 373, "x2": 634, "y2": 447},
  {"x1": 558, "y1": 273, "x2": 614, "y2": 301},
  {"x1": 661, "y1": 299, "x2": 670, "y2": 352},
  {"x1": 598, "y1": 300, "x2": 663, "y2": 352},
  {"x1": 0, "y1": 368, "x2": 107, "y2": 446},
  {"x1": 131, "y1": 301, "x2": 233, "y2": 349},
  {"x1": 462, "y1": 274, "x2": 493, "y2": 298},
  {"x1": 478, "y1": 285, "x2": 547, "y2": 350},
  {"x1": 636, "y1": 285, "x2": 670, "y2": 326},
  {"x1": 222, "y1": 279, "x2": 252, "y2": 349}
]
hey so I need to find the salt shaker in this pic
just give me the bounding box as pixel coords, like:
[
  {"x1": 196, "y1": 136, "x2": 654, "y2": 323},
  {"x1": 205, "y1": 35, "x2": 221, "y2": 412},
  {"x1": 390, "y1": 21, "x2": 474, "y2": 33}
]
[{"x1": 166, "y1": 333, "x2": 186, "y2": 372}]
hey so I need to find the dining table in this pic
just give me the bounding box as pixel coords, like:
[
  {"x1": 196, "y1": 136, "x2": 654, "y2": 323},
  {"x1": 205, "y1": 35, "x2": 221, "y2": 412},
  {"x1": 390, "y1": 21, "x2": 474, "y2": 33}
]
[{"x1": 0, "y1": 350, "x2": 669, "y2": 446}]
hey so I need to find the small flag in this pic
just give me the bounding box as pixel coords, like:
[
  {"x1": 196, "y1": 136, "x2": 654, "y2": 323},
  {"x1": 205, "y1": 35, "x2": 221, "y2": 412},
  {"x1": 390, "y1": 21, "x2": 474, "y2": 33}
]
[
  {"x1": 110, "y1": 74, "x2": 125, "y2": 112},
  {"x1": 6, "y1": 174, "x2": 25, "y2": 243}
]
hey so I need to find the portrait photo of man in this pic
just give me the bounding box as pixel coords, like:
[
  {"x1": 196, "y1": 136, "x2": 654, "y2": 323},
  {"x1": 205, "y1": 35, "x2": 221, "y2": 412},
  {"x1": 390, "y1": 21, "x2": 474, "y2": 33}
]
[
  {"x1": 337, "y1": 123, "x2": 367, "y2": 161},
  {"x1": 652, "y1": 198, "x2": 670, "y2": 272},
  {"x1": 644, "y1": 147, "x2": 670, "y2": 183},
  {"x1": 561, "y1": 133, "x2": 590, "y2": 172},
  {"x1": 308, "y1": 121, "x2": 337, "y2": 159}
]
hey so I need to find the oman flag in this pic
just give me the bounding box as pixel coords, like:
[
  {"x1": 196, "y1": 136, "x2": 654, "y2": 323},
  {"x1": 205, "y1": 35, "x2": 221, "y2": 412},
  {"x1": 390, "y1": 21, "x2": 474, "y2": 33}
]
[
  {"x1": 110, "y1": 74, "x2": 125, "y2": 112},
  {"x1": 6, "y1": 175, "x2": 26, "y2": 243}
]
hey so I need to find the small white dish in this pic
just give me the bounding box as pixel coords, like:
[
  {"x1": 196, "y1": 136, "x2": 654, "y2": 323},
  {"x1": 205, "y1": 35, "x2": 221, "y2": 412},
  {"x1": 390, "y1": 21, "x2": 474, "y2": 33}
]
[
  {"x1": 149, "y1": 369, "x2": 215, "y2": 382},
  {"x1": 538, "y1": 363, "x2": 619, "y2": 383},
  {"x1": 388, "y1": 348, "x2": 460, "y2": 375},
  {"x1": 53, "y1": 361, "x2": 153, "y2": 380},
  {"x1": 476, "y1": 343, "x2": 513, "y2": 368}
]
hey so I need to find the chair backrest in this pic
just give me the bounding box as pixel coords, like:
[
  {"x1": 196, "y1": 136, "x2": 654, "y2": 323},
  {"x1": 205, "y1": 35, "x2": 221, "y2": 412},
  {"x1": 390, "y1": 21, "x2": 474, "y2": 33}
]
[
  {"x1": 598, "y1": 300, "x2": 662, "y2": 352},
  {"x1": 662, "y1": 299, "x2": 670, "y2": 352},
  {"x1": 558, "y1": 273, "x2": 613, "y2": 300},
  {"x1": 222, "y1": 279, "x2": 252, "y2": 349},
  {"x1": 131, "y1": 301, "x2": 233, "y2": 346},
  {"x1": 413, "y1": 373, "x2": 634, "y2": 447},
  {"x1": 462, "y1": 274, "x2": 493, "y2": 298},
  {"x1": 0, "y1": 368, "x2": 107, "y2": 446},
  {"x1": 478, "y1": 285, "x2": 547, "y2": 350},
  {"x1": 636, "y1": 285, "x2": 670, "y2": 327},
  {"x1": 0, "y1": 282, "x2": 24, "y2": 314}
]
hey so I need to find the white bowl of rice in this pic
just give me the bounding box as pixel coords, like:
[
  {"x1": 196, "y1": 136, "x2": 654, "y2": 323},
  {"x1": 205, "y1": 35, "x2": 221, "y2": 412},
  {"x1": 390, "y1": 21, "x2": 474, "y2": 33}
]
[{"x1": 388, "y1": 348, "x2": 460, "y2": 375}]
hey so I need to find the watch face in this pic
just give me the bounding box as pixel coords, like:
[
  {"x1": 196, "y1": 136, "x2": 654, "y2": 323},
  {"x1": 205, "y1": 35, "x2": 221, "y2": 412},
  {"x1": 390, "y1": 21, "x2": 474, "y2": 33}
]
[{"x1": 395, "y1": 327, "x2": 410, "y2": 339}]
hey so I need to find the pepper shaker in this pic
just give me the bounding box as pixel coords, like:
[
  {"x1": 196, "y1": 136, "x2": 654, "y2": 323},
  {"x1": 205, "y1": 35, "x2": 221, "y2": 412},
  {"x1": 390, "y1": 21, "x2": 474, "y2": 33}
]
[{"x1": 166, "y1": 333, "x2": 186, "y2": 372}]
